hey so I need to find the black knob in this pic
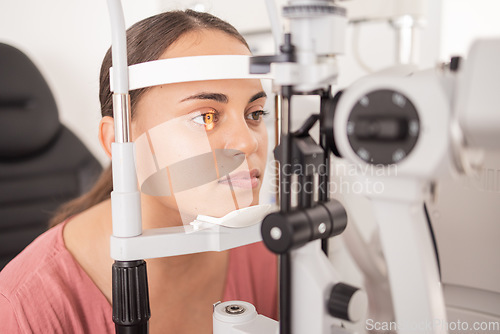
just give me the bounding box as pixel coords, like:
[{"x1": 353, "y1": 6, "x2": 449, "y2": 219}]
[
  {"x1": 450, "y1": 56, "x2": 462, "y2": 72},
  {"x1": 328, "y1": 283, "x2": 367, "y2": 322}
]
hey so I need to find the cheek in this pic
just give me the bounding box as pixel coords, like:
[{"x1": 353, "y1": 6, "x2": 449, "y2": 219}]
[
  {"x1": 257, "y1": 125, "x2": 269, "y2": 160},
  {"x1": 149, "y1": 120, "x2": 210, "y2": 166},
  {"x1": 135, "y1": 118, "x2": 214, "y2": 196}
]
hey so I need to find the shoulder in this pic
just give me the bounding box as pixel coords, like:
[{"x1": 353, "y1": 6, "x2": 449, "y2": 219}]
[
  {"x1": 0, "y1": 292, "x2": 22, "y2": 333},
  {"x1": 0, "y1": 223, "x2": 67, "y2": 332},
  {"x1": 0, "y1": 221, "x2": 113, "y2": 333},
  {"x1": 0, "y1": 223, "x2": 66, "y2": 296}
]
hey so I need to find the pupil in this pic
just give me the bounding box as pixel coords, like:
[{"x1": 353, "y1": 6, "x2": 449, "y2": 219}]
[{"x1": 203, "y1": 113, "x2": 215, "y2": 131}]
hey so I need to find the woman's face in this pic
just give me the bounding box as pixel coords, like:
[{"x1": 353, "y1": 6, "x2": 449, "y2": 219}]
[{"x1": 132, "y1": 29, "x2": 269, "y2": 224}]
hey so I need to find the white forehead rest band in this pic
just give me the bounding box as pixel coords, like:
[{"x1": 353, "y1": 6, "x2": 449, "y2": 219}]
[{"x1": 109, "y1": 55, "x2": 273, "y2": 92}]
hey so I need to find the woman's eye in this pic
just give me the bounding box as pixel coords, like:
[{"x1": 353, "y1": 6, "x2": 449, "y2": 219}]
[
  {"x1": 246, "y1": 110, "x2": 268, "y2": 121},
  {"x1": 192, "y1": 110, "x2": 218, "y2": 131}
]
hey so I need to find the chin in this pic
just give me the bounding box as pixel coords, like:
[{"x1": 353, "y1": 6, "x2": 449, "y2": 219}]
[{"x1": 250, "y1": 191, "x2": 260, "y2": 206}]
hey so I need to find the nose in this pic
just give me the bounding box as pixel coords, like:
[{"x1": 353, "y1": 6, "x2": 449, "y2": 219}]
[{"x1": 223, "y1": 117, "x2": 259, "y2": 157}]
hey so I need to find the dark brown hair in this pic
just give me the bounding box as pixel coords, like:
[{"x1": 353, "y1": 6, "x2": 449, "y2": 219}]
[{"x1": 49, "y1": 10, "x2": 249, "y2": 227}]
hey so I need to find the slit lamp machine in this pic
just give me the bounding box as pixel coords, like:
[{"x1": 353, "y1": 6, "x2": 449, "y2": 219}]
[{"x1": 105, "y1": 0, "x2": 500, "y2": 333}]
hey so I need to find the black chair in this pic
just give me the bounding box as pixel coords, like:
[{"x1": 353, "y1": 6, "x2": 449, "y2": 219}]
[{"x1": 0, "y1": 43, "x2": 102, "y2": 270}]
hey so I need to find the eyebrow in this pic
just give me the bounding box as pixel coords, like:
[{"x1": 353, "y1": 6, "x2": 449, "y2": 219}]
[
  {"x1": 180, "y1": 91, "x2": 267, "y2": 104},
  {"x1": 249, "y1": 91, "x2": 267, "y2": 103},
  {"x1": 181, "y1": 92, "x2": 228, "y2": 103}
]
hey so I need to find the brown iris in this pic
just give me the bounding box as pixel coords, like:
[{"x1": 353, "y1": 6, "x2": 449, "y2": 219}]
[{"x1": 204, "y1": 112, "x2": 215, "y2": 131}]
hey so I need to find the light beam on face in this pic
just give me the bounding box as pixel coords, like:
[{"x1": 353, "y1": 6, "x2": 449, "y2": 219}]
[{"x1": 135, "y1": 113, "x2": 255, "y2": 225}]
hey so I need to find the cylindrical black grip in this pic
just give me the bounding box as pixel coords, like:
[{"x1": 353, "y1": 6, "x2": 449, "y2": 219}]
[
  {"x1": 321, "y1": 200, "x2": 348, "y2": 238},
  {"x1": 113, "y1": 260, "x2": 151, "y2": 334},
  {"x1": 328, "y1": 282, "x2": 358, "y2": 321},
  {"x1": 262, "y1": 200, "x2": 348, "y2": 254},
  {"x1": 262, "y1": 211, "x2": 312, "y2": 254}
]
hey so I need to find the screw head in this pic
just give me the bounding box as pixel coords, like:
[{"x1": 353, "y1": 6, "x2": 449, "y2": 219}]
[
  {"x1": 318, "y1": 223, "x2": 327, "y2": 234},
  {"x1": 225, "y1": 304, "x2": 246, "y2": 315},
  {"x1": 270, "y1": 227, "x2": 282, "y2": 240}
]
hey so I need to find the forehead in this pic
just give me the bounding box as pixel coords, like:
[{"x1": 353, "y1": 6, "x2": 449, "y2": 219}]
[
  {"x1": 137, "y1": 78, "x2": 265, "y2": 119},
  {"x1": 144, "y1": 29, "x2": 260, "y2": 102},
  {"x1": 132, "y1": 29, "x2": 262, "y2": 129},
  {"x1": 160, "y1": 29, "x2": 251, "y2": 59}
]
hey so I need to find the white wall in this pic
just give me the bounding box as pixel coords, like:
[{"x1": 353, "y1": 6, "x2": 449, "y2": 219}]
[
  {"x1": 441, "y1": 0, "x2": 500, "y2": 59},
  {"x1": 0, "y1": 0, "x2": 163, "y2": 165}
]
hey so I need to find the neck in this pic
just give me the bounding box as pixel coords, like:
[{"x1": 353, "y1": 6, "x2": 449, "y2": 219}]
[
  {"x1": 64, "y1": 195, "x2": 229, "y2": 309},
  {"x1": 115, "y1": 194, "x2": 229, "y2": 309},
  {"x1": 94, "y1": 195, "x2": 209, "y2": 277}
]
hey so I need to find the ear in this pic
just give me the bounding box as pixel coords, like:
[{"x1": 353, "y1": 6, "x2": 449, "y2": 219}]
[{"x1": 99, "y1": 116, "x2": 115, "y2": 159}]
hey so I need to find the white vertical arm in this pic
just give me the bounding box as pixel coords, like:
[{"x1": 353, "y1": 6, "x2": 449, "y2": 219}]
[
  {"x1": 106, "y1": 0, "x2": 142, "y2": 238},
  {"x1": 264, "y1": 0, "x2": 283, "y2": 53},
  {"x1": 291, "y1": 241, "x2": 342, "y2": 333},
  {"x1": 106, "y1": 0, "x2": 128, "y2": 94},
  {"x1": 372, "y1": 196, "x2": 447, "y2": 334}
]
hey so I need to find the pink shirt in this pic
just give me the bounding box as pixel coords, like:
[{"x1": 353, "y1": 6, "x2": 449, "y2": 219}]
[{"x1": 0, "y1": 221, "x2": 277, "y2": 333}]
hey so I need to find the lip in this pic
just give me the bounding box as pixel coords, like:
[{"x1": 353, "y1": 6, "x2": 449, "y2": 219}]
[{"x1": 218, "y1": 168, "x2": 260, "y2": 189}]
